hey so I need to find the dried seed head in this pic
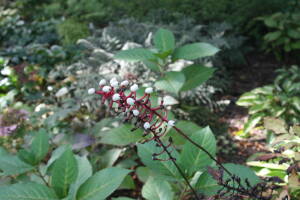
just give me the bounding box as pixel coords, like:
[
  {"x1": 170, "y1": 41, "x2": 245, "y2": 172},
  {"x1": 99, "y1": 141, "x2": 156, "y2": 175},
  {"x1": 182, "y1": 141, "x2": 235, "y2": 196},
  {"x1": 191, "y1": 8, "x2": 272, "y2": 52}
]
[
  {"x1": 126, "y1": 98, "x2": 135, "y2": 105},
  {"x1": 130, "y1": 84, "x2": 139, "y2": 92},
  {"x1": 88, "y1": 88, "x2": 96, "y2": 94},
  {"x1": 145, "y1": 87, "x2": 153, "y2": 94}
]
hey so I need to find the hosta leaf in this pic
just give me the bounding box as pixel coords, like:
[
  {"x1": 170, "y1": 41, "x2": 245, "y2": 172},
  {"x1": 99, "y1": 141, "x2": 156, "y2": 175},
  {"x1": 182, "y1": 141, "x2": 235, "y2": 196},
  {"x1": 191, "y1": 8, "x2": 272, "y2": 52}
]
[
  {"x1": 142, "y1": 176, "x2": 174, "y2": 200},
  {"x1": 31, "y1": 129, "x2": 49, "y2": 164},
  {"x1": 154, "y1": 28, "x2": 175, "y2": 53},
  {"x1": 172, "y1": 42, "x2": 219, "y2": 60},
  {"x1": 114, "y1": 48, "x2": 156, "y2": 61},
  {"x1": 181, "y1": 65, "x2": 215, "y2": 91},
  {"x1": 0, "y1": 182, "x2": 58, "y2": 200},
  {"x1": 100, "y1": 124, "x2": 143, "y2": 146},
  {"x1": 244, "y1": 113, "x2": 264, "y2": 133},
  {"x1": 137, "y1": 141, "x2": 180, "y2": 178},
  {"x1": 0, "y1": 155, "x2": 33, "y2": 176},
  {"x1": 179, "y1": 126, "x2": 216, "y2": 176},
  {"x1": 76, "y1": 167, "x2": 130, "y2": 200},
  {"x1": 155, "y1": 71, "x2": 185, "y2": 95},
  {"x1": 51, "y1": 148, "x2": 78, "y2": 198},
  {"x1": 236, "y1": 92, "x2": 258, "y2": 107}
]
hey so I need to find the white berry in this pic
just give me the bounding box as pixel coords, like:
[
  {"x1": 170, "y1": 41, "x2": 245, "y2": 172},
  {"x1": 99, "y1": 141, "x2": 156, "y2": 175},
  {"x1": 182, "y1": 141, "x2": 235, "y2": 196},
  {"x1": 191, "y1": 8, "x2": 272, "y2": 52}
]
[
  {"x1": 102, "y1": 86, "x2": 111, "y2": 92},
  {"x1": 99, "y1": 79, "x2": 106, "y2": 86},
  {"x1": 126, "y1": 98, "x2": 135, "y2": 105},
  {"x1": 111, "y1": 81, "x2": 118, "y2": 87},
  {"x1": 144, "y1": 122, "x2": 150, "y2": 129},
  {"x1": 132, "y1": 110, "x2": 139, "y2": 116},
  {"x1": 112, "y1": 93, "x2": 120, "y2": 101},
  {"x1": 130, "y1": 84, "x2": 139, "y2": 92},
  {"x1": 110, "y1": 77, "x2": 117, "y2": 84},
  {"x1": 120, "y1": 80, "x2": 129, "y2": 87},
  {"x1": 88, "y1": 88, "x2": 95, "y2": 94},
  {"x1": 168, "y1": 120, "x2": 175, "y2": 127},
  {"x1": 145, "y1": 87, "x2": 153, "y2": 94}
]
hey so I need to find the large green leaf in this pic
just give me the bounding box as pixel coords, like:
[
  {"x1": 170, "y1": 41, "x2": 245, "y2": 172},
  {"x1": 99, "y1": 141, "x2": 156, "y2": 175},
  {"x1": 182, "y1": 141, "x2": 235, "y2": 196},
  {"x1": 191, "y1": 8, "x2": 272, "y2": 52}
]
[
  {"x1": 114, "y1": 48, "x2": 156, "y2": 61},
  {"x1": 67, "y1": 156, "x2": 93, "y2": 200},
  {"x1": 167, "y1": 121, "x2": 201, "y2": 146},
  {"x1": 154, "y1": 28, "x2": 175, "y2": 53},
  {"x1": 142, "y1": 176, "x2": 174, "y2": 200},
  {"x1": 31, "y1": 129, "x2": 49, "y2": 164},
  {"x1": 100, "y1": 124, "x2": 143, "y2": 146},
  {"x1": 172, "y1": 43, "x2": 219, "y2": 60},
  {"x1": 179, "y1": 126, "x2": 216, "y2": 176},
  {"x1": 0, "y1": 155, "x2": 33, "y2": 176},
  {"x1": 264, "y1": 31, "x2": 282, "y2": 41},
  {"x1": 76, "y1": 167, "x2": 130, "y2": 200},
  {"x1": 0, "y1": 182, "x2": 58, "y2": 200},
  {"x1": 181, "y1": 65, "x2": 215, "y2": 91},
  {"x1": 137, "y1": 141, "x2": 180, "y2": 178},
  {"x1": 196, "y1": 163, "x2": 261, "y2": 196},
  {"x1": 155, "y1": 71, "x2": 185, "y2": 95},
  {"x1": 51, "y1": 148, "x2": 78, "y2": 198}
]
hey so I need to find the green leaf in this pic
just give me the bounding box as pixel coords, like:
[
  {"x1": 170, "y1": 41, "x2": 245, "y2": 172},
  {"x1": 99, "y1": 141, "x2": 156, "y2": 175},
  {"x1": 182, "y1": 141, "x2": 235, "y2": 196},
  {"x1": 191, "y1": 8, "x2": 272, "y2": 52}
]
[
  {"x1": 155, "y1": 71, "x2": 185, "y2": 95},
  {"x1": 179, "y1": 126, "x2": 216, "y2": 176},
  {"x1": 31, "y1": 129, "x2": 49, "y2": 164},
  {"x1": 287, "y1": 29, "x2": 300, "y2": 39},
  {"x1": 100, "y1": 148, "x2": 122, "y2": 168},
  {"x1": 154, "y1": 28, "x2": 175, "y2": 53},
  {"x1": 196, "y1": 164, "x2": 261, "y2": 196},
  {"x1": 236, "y1": 92, "x2": 259, "y2": 107},
  {"x1": 143, "y1": 61, "x2": 161, "y2": 72},
  {"x1": 112, "y1": 197, "x2": 135, "y2": 200},
  {"x1": 264, "y1": 31, "x2": 282, "y2": 41},
  {"x1": 181, "y1": 65, "x2": 215, "y2": 91},
  {"x1": 142, "y1": 176, "x2": 174, "y2": 200},
  {"x1": 264, "y1": 17, "x2": 277, "y2": 28},
  {"x1": 76, "y1": 167, "x2": 130, "y2": 200},
  {"x1": 0, "y1": 155, "x2": 34, "y2": 176},
  {"x1": 114, "y1": 48, "x2": 156, "y2": 61},
  {"x1": 51, "y1": 148, "x2": 78, "y2": 198},
  {"x1": 196, "y1": 171, "x2": 220, "y2": 196},
  {"x1": 18, "y1": 149, "x2": 36, "y2": 165},
  {"x1": 167, "y1": 121, "x2": 201, "y2": 146},
  {"x1": 46, "y1": 144, "x2": 71, "y2": 171},
  {"x1": 0, "y1": 147, "x2": 8, "y2": 156},
  {"x1": 172, "y1": 43, "x2": 219, "y2": 60},
  {"x1": 67, "y1": 156, "x2": 93, "y2": 200},
  {"x1": 137, "y1": 141, "x2": 180, "y2": 178},
  {"x1": 100, "y1": 124, "x2": 143, "y2": 146},
  {"x1": 244, "y1": 113, "x2": 264, "y2": 133},
  {"x1": 0, "y1": 182, "x2": 58, "y2": 200}
]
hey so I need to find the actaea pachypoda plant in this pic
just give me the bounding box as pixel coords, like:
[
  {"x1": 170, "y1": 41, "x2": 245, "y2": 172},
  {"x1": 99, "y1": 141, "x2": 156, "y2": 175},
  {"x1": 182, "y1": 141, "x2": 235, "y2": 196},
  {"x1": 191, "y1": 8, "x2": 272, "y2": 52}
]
[{"x1": 88, "y1": 78, "x2": 274, "y2": 200}]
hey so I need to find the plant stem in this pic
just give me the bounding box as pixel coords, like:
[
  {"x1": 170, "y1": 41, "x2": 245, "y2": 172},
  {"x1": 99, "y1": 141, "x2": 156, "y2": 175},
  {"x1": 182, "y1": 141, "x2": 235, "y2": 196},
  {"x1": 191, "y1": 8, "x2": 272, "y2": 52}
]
[
  {"x1": 148, "y1": 106, "x2": 233, "y2": 177},
  {"x1": 151, "y1": 130, "x2": 200, "y2": 200}
]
